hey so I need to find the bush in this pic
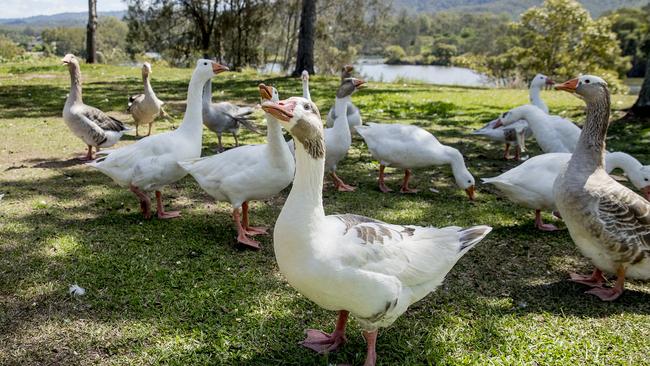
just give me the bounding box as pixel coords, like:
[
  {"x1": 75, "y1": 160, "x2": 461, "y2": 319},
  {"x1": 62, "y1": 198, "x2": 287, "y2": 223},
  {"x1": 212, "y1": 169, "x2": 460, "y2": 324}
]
[{"x1": 0, "y1": 35, "x2": 25, "y2": 62}]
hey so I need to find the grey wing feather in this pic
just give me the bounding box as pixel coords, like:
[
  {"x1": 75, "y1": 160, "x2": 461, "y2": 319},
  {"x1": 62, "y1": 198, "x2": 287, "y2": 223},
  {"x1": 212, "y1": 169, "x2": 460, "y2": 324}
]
[
  {"x1": 127, "y1": 94, "x2": 145, "y2": 112},
  {"x1": 82, "y1": 106, "x2": 129, "y2": 132}
]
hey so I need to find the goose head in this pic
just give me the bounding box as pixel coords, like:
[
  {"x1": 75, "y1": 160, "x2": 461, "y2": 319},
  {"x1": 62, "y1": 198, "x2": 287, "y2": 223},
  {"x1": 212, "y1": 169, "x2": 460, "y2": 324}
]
[
  {"x1": 142, "y1": 62, "x2": 152, "y2": 77},
  {"x1": 629, "y1": 166, "x2": 650, "y2": 200},
  {"x1": 530, "y1": 73, "x2": 554, "y2": 89},
  {"x1": 555, "y1": 75, "x2": 608, "y2": 102},
  {"x1": 262, "y1": 97, "x2": 324, "y2": 159},
  {"x1": 61, "y1": 53, "x2": 79, "y2": 67},
  {"x1": 446, "y1": 147, "x2": 476, "y2": 200},
  {"x1": 301, "y1": 70, "x2": 309, "y2": 82},
  {"x1": 341, "y1": 64, "x2": 354, "y2": 79},
  {"x1": 259, "y1": 83, "x2": 279, "y2": 102},
  {"x1": 195, "y1": 59, "x2": 229, "y2": 80},
  {"x1": 492, "y1": 106, "x2": 528, "y2": 128},
  {"x1": 337, "y1": 78, "x2": 366, "y2": 98}
]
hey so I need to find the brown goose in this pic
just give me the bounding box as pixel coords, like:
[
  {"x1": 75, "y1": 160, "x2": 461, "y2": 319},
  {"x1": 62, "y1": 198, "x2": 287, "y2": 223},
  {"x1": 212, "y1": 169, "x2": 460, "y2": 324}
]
[
  {"x1": 554, "y1": 75, "x2": 650, "y2": 301},
  {"x1": 62, "y1": 54, "x2": 130, "y2": 160},
  {"x1": 127, "y1": 62, "x2": 166, "y2": 137}
]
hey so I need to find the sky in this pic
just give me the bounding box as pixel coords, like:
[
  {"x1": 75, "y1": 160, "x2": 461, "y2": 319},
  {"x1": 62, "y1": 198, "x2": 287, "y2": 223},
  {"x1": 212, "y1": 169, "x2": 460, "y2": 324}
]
[{"x1": 0, "y1": 0, "x2": 127, "y2": 19}]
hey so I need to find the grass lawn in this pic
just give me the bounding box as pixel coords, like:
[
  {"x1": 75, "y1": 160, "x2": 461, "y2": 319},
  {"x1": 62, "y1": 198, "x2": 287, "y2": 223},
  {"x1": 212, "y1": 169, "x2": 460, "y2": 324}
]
[{"x1": 1, "y1": 59, "x2": 650, "y2": 365}]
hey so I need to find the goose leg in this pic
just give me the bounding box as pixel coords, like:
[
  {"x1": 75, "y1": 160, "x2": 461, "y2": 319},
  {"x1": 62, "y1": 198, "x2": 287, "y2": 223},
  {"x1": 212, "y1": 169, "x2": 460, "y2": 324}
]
[
  {"x1": 378, "y1": 164, "x2": 393, "y2": 193},
  {"x1": 503, "y1": 143, "x2": 511, "y2": 160},
  {"x1": 79, "y1": 145, "x2": 94, "y2": 161},
  {"x1": 129, "y1": 184, "x2": 152, "y2": 219},
  {"x1": 216, "y1": 133, "x2": 224, "y2": 153},
  {"x1": 233, "y1": 133, "x2": 239, "y2": 147},
  {"x1": 514, "y1": 145, "x2": 521, "y2": 161},
  {"x1": 147, "y1": 122, "x2": 153, "y2": 137},
  {"x1": 362, "y1": 330, "x2": 378, "y2": 366},
  {"x1": 534, "y1": 209, "x2": 558, "y2": 231},
  {"x1": 241, "y1": 201, "x2": 268, "y2": 236},
  {"x1": 400, "y1": 169, "x2": 419, "y2": 193},
  {"x1": 302, "y1": 310, "x2": 348, "y2": 353},
  {"x1": 570, "y1": 268, "x2": 605, "y2": 288},
  {"x1": 135, "y1": 124, "x2": 139, "y2": 137},
  {"x1": 155, "y1": 191, "x2": 181, "y2": 219},
  {"x1": 585, "y1": 266, "x2": 626, "y2": 301},
  {"x1": 331, "y1": 172, "x2": 356, "y2": 192},
  {"x1": 232, "y1": 207, "x2": 261, "y2": 249}
]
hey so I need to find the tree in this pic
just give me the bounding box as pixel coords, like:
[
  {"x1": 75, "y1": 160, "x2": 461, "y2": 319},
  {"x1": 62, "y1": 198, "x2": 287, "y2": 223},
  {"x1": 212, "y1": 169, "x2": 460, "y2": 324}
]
[
  {"x1": 181, "y1": 0, "x2": 220, "y2": 59},
  {"x1": 292, "y1": 0, "x2": 316, "y2": 76},
  {"x1": 86, "y1": 0, "x2": 97, "y2": 63},
  {"x1": 630, "y1": 60, "x2": 650, "y2": 117}
]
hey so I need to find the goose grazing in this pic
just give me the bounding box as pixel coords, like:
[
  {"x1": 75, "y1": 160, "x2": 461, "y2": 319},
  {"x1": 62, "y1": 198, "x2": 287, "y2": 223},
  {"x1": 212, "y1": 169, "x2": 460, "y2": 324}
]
[
  {"x1": 483, "y1": 151, "x2": 650, "y2": 231},
  {"x1": 288, "y1": 77, "x2": 365, "y2": 191},
  {"x1": 494, "y1": 104, "x2": 582, "y2": 153},
  {"x1": 203, "y1": 79, "x2": 259, "y2": 152},
  {"x1": 262, "y1": 96, "x2": 492, "y2": 366},
  {"x1": 301, "y1": 70, "x2": 311, "y2": 100},
  {"x1": 178, "y1": 84, "x2": 294, "y2": 249},
  {"x1": 326, "y1": 65, "x2": 362, "y2": 130},
  {"x1": 61, "y1": 54, "x2": 130, "y2": 160},
  {"x1": 356, "y1": 123, "x2": 476, "y2": 199},
  {"x1": 554, "y1": 75, "x2": 650, "y2": 301},
  {"x1": 472, "y1": 73, "x2": 553, "y2": 160},
  {"x1": 89, "y1": 60, "x2": 229, "y2": 219},
  {"x1": 127, "y1": 62, "x2": 166, "y2": 137}
]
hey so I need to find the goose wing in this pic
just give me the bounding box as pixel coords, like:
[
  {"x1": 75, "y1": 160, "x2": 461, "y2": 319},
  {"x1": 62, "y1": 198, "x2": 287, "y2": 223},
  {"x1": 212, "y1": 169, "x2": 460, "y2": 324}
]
[{"x1": 81, "y1": 105, "x2": 128, "y2": 132}]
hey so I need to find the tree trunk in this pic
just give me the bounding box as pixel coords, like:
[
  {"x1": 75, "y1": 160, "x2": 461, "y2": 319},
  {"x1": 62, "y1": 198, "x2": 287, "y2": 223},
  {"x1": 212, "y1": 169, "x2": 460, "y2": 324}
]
[
  {"x1": 292, "y1": 0, "x2": 316, "y2": 76},
  {"x1": 86, "y1": 0, "x2": 97, "y2": 63},
  {"x1": 631, "y1": 59, "x2": 650, "y2": 117}
]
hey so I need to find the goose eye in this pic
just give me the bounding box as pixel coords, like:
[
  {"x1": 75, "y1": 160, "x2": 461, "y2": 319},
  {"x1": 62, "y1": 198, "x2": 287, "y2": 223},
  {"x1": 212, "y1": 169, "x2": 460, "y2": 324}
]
[
  {"x1": 585, "y1": 79, "x2": 590, "y2": 84},
  {"x1": 304, "y1": 103, "x2": 310, "y2": 110},
  {"x1": 467, "y1": 180, "x2": 471, "y2": 183},
  {"x1": 645, "y1": 178, "x2": 648, "y2": 181}
]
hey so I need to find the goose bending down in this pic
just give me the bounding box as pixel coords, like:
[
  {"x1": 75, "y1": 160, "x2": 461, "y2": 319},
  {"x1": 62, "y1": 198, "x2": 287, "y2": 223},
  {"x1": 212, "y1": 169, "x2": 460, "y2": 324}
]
[
  {"x1": 203, "y1": 79, "x2": 259, "y2": 152},
  {"x1": 61, "y1": 54, "x2": 130, "y2": 160},
  {"x1": 356, "y1": 123, "x2": 476, "y2": 199},
  {"x1": 178, "y1": 84, "x2": 294, "y2": 249},
  {"x1": 494, "y1": 104, "x2": 581, "y2": 153},
  {"x1": 262, "y1": 96, "x2": 492, "y2": 366},
  {"x1": 326, "y1": 65, "x2": 362, "y2": 130},
  {"x1": 472, "y1": 74, "x2": 553, "y2": 160},
  {"x1": 554, "y1": 75, "x2": 650, "y2": 301},
  {"x1": 89, "y1": 60, "x2": 229, "y2": 219},
  {"x1": 483, "y1": 151, "x2": 650, "y2": 231},
  {"x1": 127, "y1": 62, "x2": 166, "y2": 137},
  {"x1": 302, "y1": 70, "x2": 311, "y2": 100},
  {"x1": 289, "y1": 78, "x2": 365, "y2": 191}
]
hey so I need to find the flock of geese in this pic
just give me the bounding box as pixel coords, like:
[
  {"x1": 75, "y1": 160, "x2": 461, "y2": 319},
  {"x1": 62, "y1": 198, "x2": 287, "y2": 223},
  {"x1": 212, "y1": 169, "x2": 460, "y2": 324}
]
[{"x1": 58, "y1": 53, "x2": 650, "y2": 366}]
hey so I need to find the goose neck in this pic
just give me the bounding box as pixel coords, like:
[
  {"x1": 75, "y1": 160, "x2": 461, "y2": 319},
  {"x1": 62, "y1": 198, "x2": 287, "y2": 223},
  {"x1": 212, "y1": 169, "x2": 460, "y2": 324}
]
[
  {"x1": 334, "y1": 95, "x2": 350, "y2": 117},
  {"x1": 178, "y1": 71, "x2": 210, "y2": 136},
  {"x1": 143, "y1": 73, "x2": 154, "y2": 97},
  {"x1": 571, "y1": 92, "x2": 610, "y2": 170},
  {"x1": 605, "y1": 152, "x2": 641, "y2": 175},
  {"x1": 303, "y1": 79, "x2": 311, "y2": 101},
  {"x1": 67, "y1": 64, "x2": 83, "y2": 104},
  {"x1": 202, "y1": 79, "x2": 212, "y2": 106},
  {"x1": 282, "y1": 140, "x2": 325, "y2": 220}
]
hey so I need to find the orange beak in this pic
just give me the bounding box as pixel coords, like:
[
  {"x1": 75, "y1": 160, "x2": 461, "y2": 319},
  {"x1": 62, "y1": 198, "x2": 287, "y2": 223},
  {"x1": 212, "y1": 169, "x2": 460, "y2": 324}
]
[
  {"x1": 212, "y1": 62, "x2": 229, "y2": 74},
  {"x1": 259, "y1": 83, "x2": 273, "y2": 100},
  {"x1": 61, "y1": 55, "x2": 73, "y2": 65},
  {"x1": 352, "y1": 78, "x2": 366, "y2": 89},
  {"x1": 545, "y1": 78, "x2": 555, "y2": 85},
  {"x1": 492, "y1": 119, "x2": 503, "y2": 129},
  {"x1": 261, "y1": 100, "x2": 295, "y2": 122},
  {"x1": 555, "y1": 78, "x2": 579, "y2": 93},
  {"x1": 465, "y1": 186, "x2": 476, "y2": 201}
]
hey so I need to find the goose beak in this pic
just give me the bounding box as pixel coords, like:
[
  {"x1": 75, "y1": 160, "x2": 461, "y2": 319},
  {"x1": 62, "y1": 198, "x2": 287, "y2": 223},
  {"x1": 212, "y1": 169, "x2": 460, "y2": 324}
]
[
  {"x1": 258, "y1": 83, "x2": 273, "y2": 101},
  {"x1": 344, "y1": 64, "x2": 354, "y2": 73},
  {"x1": 352, "y1": 78, "x2": 366, "y2": 89},
  {"x1": 555, "y1": 78, "x2": 579, "y2": 92},
  {"x1": 212, "y1": 62, "x2": 229, "y2": 74},
  {"x1": 301, "y1": 70, "x2": 309, "y2": 81},
  {"x1": 642, "y1": 186, "x2": 650, "y2": 201},
  {"x1": 545, "y1": 78, "x2": 555, "y2": 85},
  {"x1": 465, "y1": 186, "x2": 476, "y2": 201},
  {"x1": 492, "y1": 118, "x2": 503, "y2": 129},
  {"x1": 262, "y1": 99, "x2": 295, "y2": 122},
  {"x1": 61, "y1": 54, "x2": 73, "y2": 65}
]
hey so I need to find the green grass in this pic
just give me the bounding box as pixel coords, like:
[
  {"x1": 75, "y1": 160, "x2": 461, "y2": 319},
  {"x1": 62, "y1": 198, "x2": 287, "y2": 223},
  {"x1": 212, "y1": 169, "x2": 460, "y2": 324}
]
[{"x1": 1, "y1": 58, "x2": 650, "y2": 365}]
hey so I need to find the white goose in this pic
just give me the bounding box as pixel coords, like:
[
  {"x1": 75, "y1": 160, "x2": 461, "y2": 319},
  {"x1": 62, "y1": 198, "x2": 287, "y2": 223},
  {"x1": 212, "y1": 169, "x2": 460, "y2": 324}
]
[
  {"x1": 61, "y1": 54, "x2": 130, "y2": 160},
  {"x1": 202, "y1": 79, "x2": 259, "y2": 152},
  {"x1": 178, "y1": 84, "x2": 294, "y2": 249},
  {"x1": 301, "y1": 70, "x2": 311, "y2": 100},
  {"x1": 483, "y1": 151, "x2": 650, "y2": 231},
  {"x1": 262, "y1": 96, "x2": 492, "y2": 366},
  {"x1": 554, "y1": 75, "x2": 650, "y2": 301},
  {"x1": 356, "y1": 123, "x2": 476, "y2": 199},
  {"x1": 89, "y1": 60, "x2": 229, "y2": 219},
  {"x1": 326, "y1": 65, "x2": 362, "y2": 130},
  {"x1": 289, "y1": 78, "x2": 365, "y2": 191},
  {"x1": 494, "y1": 104, "x2": 582, "y2": 153},
  {"x1": 472, "y1": 73, "x2": 553, "y2": 160},
  {"x1": 127, "y1": 62, "x2": 166, "y2": 137}
]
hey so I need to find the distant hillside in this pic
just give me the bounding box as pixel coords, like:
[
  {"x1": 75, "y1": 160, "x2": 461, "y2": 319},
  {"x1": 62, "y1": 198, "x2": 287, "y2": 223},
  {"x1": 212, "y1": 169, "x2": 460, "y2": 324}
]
[
  {"x1": 392, "y1": 0, "x2": 648, "y2": 17},
  {"x1": 0, "y1": 11, "x2": 126, "y2": 29}
]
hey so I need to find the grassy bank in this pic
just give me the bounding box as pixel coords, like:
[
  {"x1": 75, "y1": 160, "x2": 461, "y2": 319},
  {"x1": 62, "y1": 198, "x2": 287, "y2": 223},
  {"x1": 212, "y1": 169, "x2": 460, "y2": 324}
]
[{"x1": 1, "y1": 59, "x2": 649, "y2": 365}]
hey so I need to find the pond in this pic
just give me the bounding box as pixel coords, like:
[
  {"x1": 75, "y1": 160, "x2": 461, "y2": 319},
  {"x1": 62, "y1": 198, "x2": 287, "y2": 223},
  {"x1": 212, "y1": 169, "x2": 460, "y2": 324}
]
[{"x1": 353, "y1": 60, "x2": 493, "y2": 87}]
